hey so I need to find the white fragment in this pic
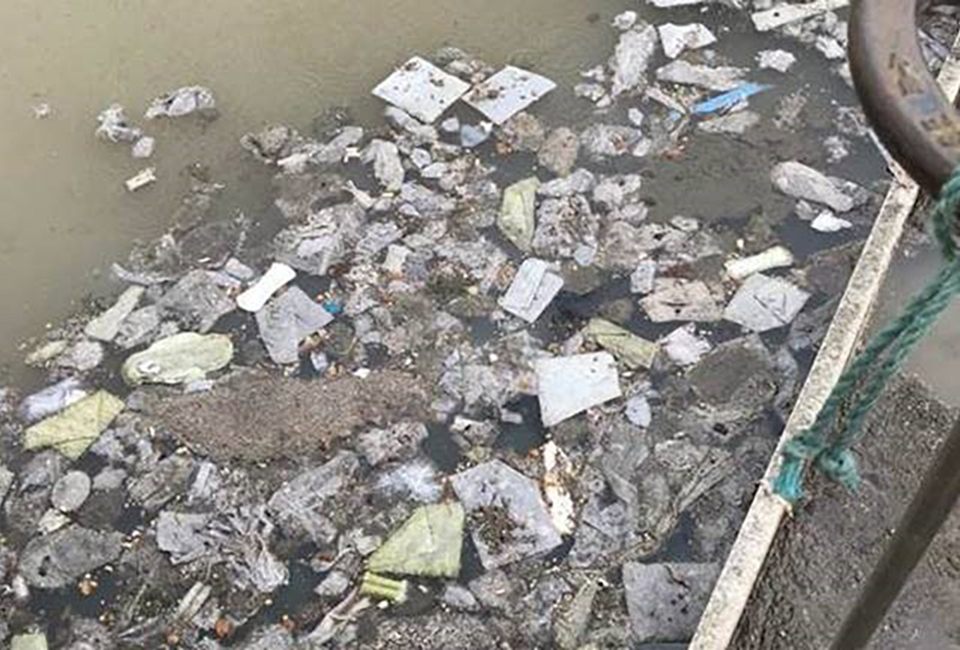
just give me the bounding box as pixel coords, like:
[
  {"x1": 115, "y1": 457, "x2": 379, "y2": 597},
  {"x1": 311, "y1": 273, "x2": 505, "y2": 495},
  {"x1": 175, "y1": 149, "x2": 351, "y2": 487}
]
[
  {"x1": 612, "y1": 11, "x2": 639, "y2": 30},
  {"x1": 373, "y1": 56, "x2": 471, "y2": 124},
  {"x1": 658, "y1": 23, "x2": 717, "y2": 59},
  {"x1": 383, "y1": 244, "x2": 411, "y2": 275},
  {"x1": 648, "y1": 0, "x2": 712, "y2": 5},
  {"x1": 611, "y1": 24, "x2": 660, "y2": 97},
  {"x1": 84, "y1": 286, "x2": 146, "y2": 342},
  {"x1": 542, "y1": 441, "x2": 576, "y2": 534},
  {"x1": 757, "y1": 49, "x2": 797, "y2": 73},
  {"x1": 237, "y1": 263, "x2": 297, "y2": 312},
  {"x1": 630, "y1": 260, "x2": 657, "y2": 295},
  {"x1": 770, "y1": 161, "x2": 854, "y2": 212},
  {"x1": 811, "y1": 210, "x2": 853, "y2": 233},
  {"x1": 125, "y1": 168, "x2": 156, "y2": 192},
  {"x1": 145, "y1": 86, "x2": 216, "y2": 119},
  {"x1": 724, "y1": 273, "x2": 810, "y2": 332},
  {"x1": 660, "y1": 325, "x2": 711, "y2": 366},
  {"x1": 131, "y1": 136, "x2": 156, "y2": 159},
  {"x1": 724, "y1": 245, "x2": 794, "y2": 281},
  {"x1": 628, "y1": 108, "x2": 646, "y2": 128},
  {"x1": 698, "y1": 111, "x2": 761, "y2": 135},
  {"x1": 535, "y1": 353, "x2": 622, "y2": 427},
  {"x1": 656, "y1": 60, "x2": 747, "y2": 92},
  {"x1": 641, "y1": 279, "x2": 722, "y2": 322},
  {"x1": 463, "y1": 66, "x2": 557, "y2": 125},
  {"x1": 624, "y1": 395, "x2": 651, "y2": 428},
  {"x1": 752, "y1": 0, "x2": 850, "y2": 32},
  {"x1": 499, "y1": 259, "x2": 564, "y2": 323},
  {"x1": 32, "y1": 102, "x2": 52, "y2": 119},
  {"x1": 816, "y1": 36, "x2": 846, "y2": 61}
]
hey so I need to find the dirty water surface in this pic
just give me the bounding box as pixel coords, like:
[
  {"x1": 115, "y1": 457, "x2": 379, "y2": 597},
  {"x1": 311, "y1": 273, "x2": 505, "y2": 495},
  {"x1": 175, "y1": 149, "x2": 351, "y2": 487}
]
[
  {"x1": 3, "y1": 1, "x2": 956, "y2": 649},
  {"x1": 0, "y1": 0, "x2": 620, "y2": 384}
]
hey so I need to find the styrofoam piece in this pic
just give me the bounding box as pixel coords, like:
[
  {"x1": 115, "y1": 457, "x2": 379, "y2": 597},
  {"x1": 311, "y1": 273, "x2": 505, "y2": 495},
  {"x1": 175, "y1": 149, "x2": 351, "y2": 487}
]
[
  {"x1": 372, "y1": 56, "x2": 471, "y2": 124},
  {"x1": 125, "y1": 168, "x2": 156, "y2": 192},
  {"x1": 535, "y1": 353, "x2": 622, "y2": 427},
  {"x1": 237, "y1": 263, "x2": 297, "y2": 312},
  {"x1": 658, "y1": 23, "x2": 717, "y2": 59},
  {"x1": 499, "y1": 259, "x2": 564, "y2": 323},
  {"x1": 724, "y1": 246, "x2": 794, "y2": 281},
  {"x1": 752, "y1": 0, "x2": 850, "y2": 32},
  {"x1": 463, "y1": 66, "x2": 557, "y2": 124}
]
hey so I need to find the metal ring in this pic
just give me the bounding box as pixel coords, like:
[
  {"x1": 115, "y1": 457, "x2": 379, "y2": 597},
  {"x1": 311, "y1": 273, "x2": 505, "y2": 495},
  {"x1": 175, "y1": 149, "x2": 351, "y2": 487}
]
[{"x1": 849, "y1": 0, "x2": 960, "y2": 194}]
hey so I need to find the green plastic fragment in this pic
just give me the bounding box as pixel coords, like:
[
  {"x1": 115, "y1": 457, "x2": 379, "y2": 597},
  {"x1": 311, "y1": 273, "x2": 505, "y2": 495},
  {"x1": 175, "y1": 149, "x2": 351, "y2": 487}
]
[
  {"x1": 498, "y1": 177, "x2": 540, "y2": 251},
  {"x1": 367, "y1": 502, "x2": 465, "y2": 578},
  {"x1": 121, "y1": 332, "x2": 234, "y2": 386},
  {"x1": 584, "y1": 318, "x2": 659, "y2": 369},
  {"x1": 359, "y1": 572, "x2": 408, "y2": 603},
  {"x1": 12, "y1": 633, "x2": 49, "y2": 650},
  {"x1": 23, "y1": 390, "x2": 124, "y2": 459}
]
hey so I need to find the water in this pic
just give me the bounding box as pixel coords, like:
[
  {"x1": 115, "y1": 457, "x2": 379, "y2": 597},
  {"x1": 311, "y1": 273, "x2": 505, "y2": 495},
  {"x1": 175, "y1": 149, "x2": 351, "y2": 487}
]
[{"x1": 0, "y1": 0, "x2": 626, "y2": 382}]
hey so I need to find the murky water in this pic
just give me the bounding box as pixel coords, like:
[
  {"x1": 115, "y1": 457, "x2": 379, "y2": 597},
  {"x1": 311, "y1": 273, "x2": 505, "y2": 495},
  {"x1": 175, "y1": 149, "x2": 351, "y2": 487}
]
[
  {"x1": 0, "y1": 0, "x2": 628, "y2": 381},
  {"x1": 876, "y1": 243, "x2": 960, "y2": 408}
]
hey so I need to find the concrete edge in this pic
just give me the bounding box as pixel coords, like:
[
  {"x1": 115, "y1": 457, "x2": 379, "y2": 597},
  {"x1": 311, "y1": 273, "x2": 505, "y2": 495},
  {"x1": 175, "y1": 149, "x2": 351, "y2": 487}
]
[{"x1": 689, "y1": 33, "x2": 960, "y2": 649}]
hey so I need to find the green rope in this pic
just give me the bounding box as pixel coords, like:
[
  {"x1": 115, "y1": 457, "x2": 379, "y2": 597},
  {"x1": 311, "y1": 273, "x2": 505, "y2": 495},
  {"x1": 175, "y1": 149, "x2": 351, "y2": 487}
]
[{"x1": 773, "y1": 168, "x2": 960, "y2": 503}]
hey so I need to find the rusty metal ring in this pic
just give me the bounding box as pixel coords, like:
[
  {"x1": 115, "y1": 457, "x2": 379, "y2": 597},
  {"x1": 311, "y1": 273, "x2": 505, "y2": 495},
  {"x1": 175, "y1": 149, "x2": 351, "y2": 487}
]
[{"x1": 849, "y1": 0, "x2": 960, "y2": 194}]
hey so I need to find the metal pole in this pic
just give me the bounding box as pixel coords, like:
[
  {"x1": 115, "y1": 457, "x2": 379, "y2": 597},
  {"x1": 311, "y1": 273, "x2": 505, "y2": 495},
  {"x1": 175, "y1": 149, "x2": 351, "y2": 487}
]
[{"x1": 829, "y1": 414, "x2": 960, "y2": 649}]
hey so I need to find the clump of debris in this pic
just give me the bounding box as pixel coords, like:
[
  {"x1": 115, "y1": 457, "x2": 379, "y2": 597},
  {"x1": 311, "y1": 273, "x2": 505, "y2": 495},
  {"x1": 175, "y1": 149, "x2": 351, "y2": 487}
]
[{"x1": 3, "y1": 2, "x2": 956, "y2": 648}]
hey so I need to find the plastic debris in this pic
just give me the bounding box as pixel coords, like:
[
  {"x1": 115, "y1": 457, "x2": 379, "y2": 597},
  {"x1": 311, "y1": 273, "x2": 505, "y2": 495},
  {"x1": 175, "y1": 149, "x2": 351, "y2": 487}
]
[
  {"x1": 131, "y1": 136, "x2": 156, "y2": 159},
  {"x1": 641, "y1": 279, "x2": 722, "y2": 322},
  {"x1": 237, "y1": 262, "x2": 297, "y2": 312},
  {"x1": 367, "y1": 503, "x2": 465, "y2": 578},
  {"x1": 584, "y1": 318, "x2": 659, "y2": 369},
  {"x1": 125, "y1": 168, "x2": 156, "y2": 192},
  {"x1": 691, "y1": 82, "x2": 770, "y2": 115},
  {"x1": 95, "y1": 104, "x2": 142, "y2": 143},
  {"x1": 771, "y1": 161, "x2": 855, "y2": 212},
  {"x1": 656, "y1": 60, "x2": 748, "y2": 92},
  {"x1": 363, "y1": 139, "x2": 405, "y2": 191},
  {"x1": 658, "y1": 23, "x2": 717, "y2": 59},
  {"x1": 499, "y1": 259, "x2": 564, "y2": 323},
  {"x1": 360, "y1": 572, "x2": 408, "y2": 603},
  {"x1": 623, "y1": 562, "x2": 720, "y2": 643},
  {"x1": 724, "y1": 273, "x2": 811, "y2": 332},
  {"x1": 555, "y1": 579, "x2": 599, "y2": 650},
  {"x1": 32, "y1": 102, "x2": 52, "y2": 119},
  {"x1": 356, "y1": 421, "x2": 429, "y2": 467},
  {"x1": 757, "y1": 49, "x2": 797, "y2": 73},
  {"x1": 811, "y1": 210, "x2": 854, "y2": 232},
  {"x1": 51, "y1": 471, "x2": 91, "y2": 513},
  {"x1": 630, "y1": 260, "x2": 657, "y2": 294},
  {"x1": 84, "y1": 285, "x2": 145, "y2": 342},
  {"x1": 612, "y1": 11, "x2": 638, "y2": 31},
  {"x1": 122, "y1": 332, "x2": 234, "y2": 385},
  {"x1": 269, "y1": 452, "x2": 359, "y2": 544},
  {"x1": 18, "y1": 526, "x2": 124, "y2": 588},
  {"x1": 535, "y1": 353, "x2": 622, "y2": 427},
  {"x1": 463, "y1": 66, "x2": 557, "y2": 124},
  {"x1": 11, "y1": 634, "x2": 48, "y2": 650},
  {"x1": 752, "y1": 0, "x2": 850, "y2": 32},
  {"x1": 498, "y1": 177, "x2": 540, "y2": 250},
  {"x1": 18, "y1": 377, "x2": 87, "y2": 423},
  {"x1": 24, "y1": 391, "x2": 124, "y2": 459},
  {"x1": 373, "y1": 56, "x2": 470, "y2": 123},
  {"x1": 542, "y1": 441, "x2": 577, "y2": 534},
  {"x1": 256, "y1": 286, "x2": 334, "y2": 364},
  {"x1": 611, "y1": 24, "x2": 660, "y2": 97},
  {"x1": 724, "y1": 245, "x2": 794, "y2": 281},
  {"x1": 698, "y1": 111, "x2": 761, "y2": 134},
  {"x1": 452, "y1": 460, "x2": 563, "y2": 568},
  {"x1": 145, "y1": 85, "x2": 216, "y2": 119},
  {"x1": 625, "y1": 394, "x2": 653, "y2": 427}
]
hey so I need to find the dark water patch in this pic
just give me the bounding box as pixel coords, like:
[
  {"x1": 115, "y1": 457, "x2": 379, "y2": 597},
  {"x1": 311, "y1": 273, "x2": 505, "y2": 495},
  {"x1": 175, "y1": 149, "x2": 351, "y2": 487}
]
[
  {"x1": 495, "y1": 396, "x2": 545, "y2": 456},
  {"x1": 422, "y1": 422, "x2": 464, "y2": 474}
]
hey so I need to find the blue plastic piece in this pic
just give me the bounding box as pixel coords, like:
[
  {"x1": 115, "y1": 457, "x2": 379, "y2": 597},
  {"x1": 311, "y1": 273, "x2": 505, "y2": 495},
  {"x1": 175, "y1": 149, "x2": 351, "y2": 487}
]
[
  {"x1": 323, "y1": 301, "x2": 343, "y2": 315},
  {"x1": 691, "y1": 83, "x2": 771, "y2": 116}
]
